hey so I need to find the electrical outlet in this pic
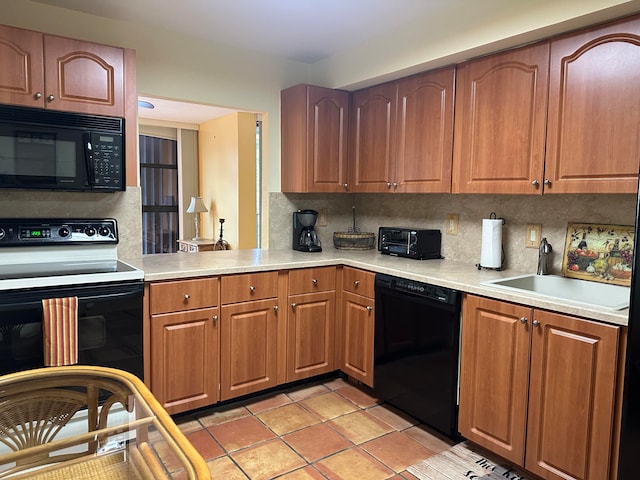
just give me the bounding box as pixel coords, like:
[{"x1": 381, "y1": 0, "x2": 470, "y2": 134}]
[
  {"x1": 317, "y1": 208, "x2": 328, "y2": 226},
  {"x1": 446, "y1": 214, "x2": 459, "y2": 235},
  {"x1": 525, "y1": 223, "x2": 541, "y2": 248}
]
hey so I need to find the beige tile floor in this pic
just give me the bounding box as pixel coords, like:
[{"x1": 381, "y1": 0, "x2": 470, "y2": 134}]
[{"x1": 171, "y1": 377, "x2": 456, "y2": 479}]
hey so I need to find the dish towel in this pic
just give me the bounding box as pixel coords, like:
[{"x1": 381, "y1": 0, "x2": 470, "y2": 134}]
[{"x1": 42, "y1": 296, "x2": 79, "y2": 366}]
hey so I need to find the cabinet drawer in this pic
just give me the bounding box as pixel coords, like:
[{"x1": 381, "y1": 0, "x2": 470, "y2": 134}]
[
  {"x1": 288, "y1": 266, "x2": 336, "y2": 295},
  {"x1": 221, "y1": 272, "x2": 278, "y2": 304},
  {"x1": 150, "y1": 277, "x2": 219, "y2": 314},
  {"x1": 342, "y1": 267, "x2": 375, "y2": 297}
]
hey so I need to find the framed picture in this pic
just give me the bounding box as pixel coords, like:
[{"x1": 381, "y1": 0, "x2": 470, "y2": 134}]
[{"x1": 562, "y1": 223, "x2": 634, "y2": 286}]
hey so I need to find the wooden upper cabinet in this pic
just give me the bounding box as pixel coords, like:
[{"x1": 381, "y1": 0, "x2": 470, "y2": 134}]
[
  {"x1": 281, "y1": 84, "x2": 350, "y2": 192},
  {"x1": 452, "y1": 42, "x2": 550, "y2": 194},
  {"x1": 0, "y1": 25, "x2": 44, "y2": 108},
  {"x1": 0, "y1": 24, "x2": 124, "y2": 116},
  {"x1": 350, "y1": 83, "x2": 397, "y2": 192},
  {"x1": 545, "y1": 15, "x2": 640, "y2": 194},
  {"x1": 395, "y1": 68, "x2": 455, "y2": 193},
  {"x1": 44, "y1": 35, "x2": 124, "y2": 116}
]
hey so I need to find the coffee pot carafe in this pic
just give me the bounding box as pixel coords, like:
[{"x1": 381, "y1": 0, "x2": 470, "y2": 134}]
[{"x1": 293, "y1": 209, "x2": 322, "y2": 252}]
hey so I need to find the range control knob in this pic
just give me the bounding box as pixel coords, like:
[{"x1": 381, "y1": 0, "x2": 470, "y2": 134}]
[
  {"x1": 0, "y1": 228, "x2": 5, "y2": 240},
  {"x1": 98, "y1": 226, "x2": 111, "y2": 237},
  {"x1": 84, "y1": 226, "x2": 96, "y2": 237},
  {"x1": 58, "y1": 227, "x2": 70, "y2": 238}
]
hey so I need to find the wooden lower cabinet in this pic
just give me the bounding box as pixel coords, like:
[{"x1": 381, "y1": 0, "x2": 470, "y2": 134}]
[
  {"x1": 220, "y1": 298, "x2": 278, "y2": 400},
  {"x1": 341, "y1": 290, "x2": 375, "y2": 387},
  {"x1": 287, "y1": 291, "x2": 335, "y2": 382},
  {"x1": 459, "y1": 294, "x2": 620, "y2": 480},
  {"x1": 150, "y1": 307, "x2": 219, "y2": 414}
]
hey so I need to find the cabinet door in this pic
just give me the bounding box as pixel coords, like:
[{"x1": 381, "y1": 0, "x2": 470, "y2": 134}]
[
  {"x1": 281, "y1": 84, "x2": 349, "y2": 193},
  {"x1": 0, "y1": 25, "x2": 45, "y2": 108},
  {"x1": 452, "y1": 43, "x2": 549, "y2": 194},
  {"x1": 220, "y1": 298, "x2": 278, "y2": 400},
  {"x1": 395, "y1": 68, "x2": 455, "y2": 193},
  {"x1": 341, "y1": 291, "x2": 374, "y2": 386},
  {"x1": 150, "y1": 307, "x2": 219, "y2": 414},
  {"x1": 545, "y1": 16, "x2": 640, "y2": 194},
  {"x1": 43, "y1": 34, "x2": 124, "y2": 116},
  {"x1": 287, "y1": 291, "x2": 335, "y2": 382},
  {"x1": 350, "y1": 83, "x2": 397, "y2": 192},
  {"x1": 458, "y1": 295, "x2": 531, "y2": 465},
  {"x1": 525, "y1": 310, "x2": 619, "y2": 480}
]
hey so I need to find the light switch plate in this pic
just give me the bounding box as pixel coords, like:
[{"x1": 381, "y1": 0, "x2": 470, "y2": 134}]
[
  {"x1": 317, "y1": 208, "x2": 328, "y2": 226},
  {"x1": 446, "y1": 214, "x2": 459, "y2": 235},
  {"x1": 525, "y1": 223, "x2": 541, "y2": 248}
]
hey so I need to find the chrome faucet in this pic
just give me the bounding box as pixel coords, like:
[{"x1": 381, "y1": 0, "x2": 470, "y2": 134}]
[{"x1": 537, "y1": 238, "x2": 552, "y2": 275}]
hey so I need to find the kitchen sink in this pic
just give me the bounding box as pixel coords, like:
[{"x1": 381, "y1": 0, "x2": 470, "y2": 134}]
[{"x1": 481, "y1": 274, "x2": 630, "y2": 310}]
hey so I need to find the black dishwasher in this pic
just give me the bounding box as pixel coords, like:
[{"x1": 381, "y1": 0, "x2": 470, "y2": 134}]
[{"x1": 374, "y1": 273, "x2": 461, "y2": 439}]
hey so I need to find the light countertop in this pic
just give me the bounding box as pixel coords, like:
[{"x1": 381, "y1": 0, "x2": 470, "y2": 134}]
[{"x1": 122, "y1": 249, "x2": 629, "y2": 327}]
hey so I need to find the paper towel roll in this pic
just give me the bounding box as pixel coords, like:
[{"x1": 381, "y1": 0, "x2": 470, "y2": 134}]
[{"x1": 480, "y1": 218, "x2": 502, "y2": 268}]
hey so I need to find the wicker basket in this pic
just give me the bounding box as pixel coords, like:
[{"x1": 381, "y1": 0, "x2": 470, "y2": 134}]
[{"x1": 333, "y1": 231, "x2": 376, "y2": 250}]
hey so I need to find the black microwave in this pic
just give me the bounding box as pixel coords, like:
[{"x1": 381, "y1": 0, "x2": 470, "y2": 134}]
[{"x1": 0, "y1": 105, "x2": 125, "y2": 192}]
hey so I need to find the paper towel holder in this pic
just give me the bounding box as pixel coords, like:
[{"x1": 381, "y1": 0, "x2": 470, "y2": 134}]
[{"x1": 476, "y1": 212, "x2": 506, "y2": 271}]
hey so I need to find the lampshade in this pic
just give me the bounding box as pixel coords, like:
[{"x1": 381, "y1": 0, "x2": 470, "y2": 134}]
[{"x1": 186, "y1": 196, "x2": 208, "y2": 213}]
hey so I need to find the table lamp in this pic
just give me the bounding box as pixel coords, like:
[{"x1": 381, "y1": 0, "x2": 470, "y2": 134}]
[{"x1": 186, "y1": 196, "x2": 208, "y2": 240}]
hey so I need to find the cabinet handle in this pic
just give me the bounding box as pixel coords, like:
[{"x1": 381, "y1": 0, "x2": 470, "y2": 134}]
[
  {"x1": 520, "y1": 316, "x2": 527, "y2": 324},
  {"x1": 393, "y1": 182, "x2": 398, "y2": 189},
  {"x1": 34, "y1": 92, "x2": 42, "y2": 100},
  {"x1": 532, "y1": 320, "x2": 541, "y2": 327},
  {"x1": 544, "y1": 179, "x2": 551, "y2": 187},
  {"x1": 531, "y1": 179, "x2": 540, "y2": 187},
  {"x1": 273, "y1": 305, "x2": 279, "y2": 312},
  {"x1": 366, "y1": 306, "x2": 372, "y2": 312},
  {"x1": 312, "y1": 278, "x2": 318, "y2": 285},
  {"x1": 212, "y1": 315, "x2": 218, "y2": 322},
  {"x1": 47, "y1": 94, "x2": 55, "y2": 102},
  {"x1": 184, "y1": 293, "x2": 190, "y2": 300},
  {"x1": 291, "y1": 303, "x2": 297, "y2": 309},
  {"x1": 249, "y1": 285, "x2": 256, "y2": 292},
  {"x1": 386, "y1": 182, "x2": 392, "y2": 189},
  {"x1": 354, "y1": 280, "x2": 360, "y2": 287}
]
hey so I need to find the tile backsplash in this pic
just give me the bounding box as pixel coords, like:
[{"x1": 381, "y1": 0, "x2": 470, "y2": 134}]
[
  {"x1": 0, "y1": 187, "x2": 142, "y2": 257},
  {"x1": 270, "y1": 192, "x2": 637, "y2": 274}
]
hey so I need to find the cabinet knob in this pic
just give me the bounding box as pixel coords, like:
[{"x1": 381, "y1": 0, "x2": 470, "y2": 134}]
[
  {"x1": 354, "y1": 280, "x2": 360, "y2": 287},
  {"x1": 531, "y1": 180, "x2": 540, "y2": 187},
  {"x1": 342, "y1": 183, "x2": 348, "y2": 190},
  {"x1": 47, "y1": 94, "x2": 55, "y2": 102},
  {"x1": 312, "y1": 278, "x2": 318, "y2": 285},
  {"x1": 34, "y1": 92, "x2": 42, "y2": 100},
  {"x1": 520, "y1": 316, "x2": 528, "y2": 324},
  {"x1": 212, "y1": 315, "x2": 218, "y2": 322},
  {"x1": 386, "y1": 182, "x2": 392, "y2": 189},
  {"x1": 366, "y1": 305, "x2": 372, "y2": 312},
  {"x1": 273, "y1": 305, "x2": 279, "y2": 312},
  {"x1": 249, "y1": 285, "x2": 256, "y2": 292},
  {"x1": 544, "y1": 179, "x2": 552, "y2": 186},
  {"x1": 532, "y1": 319, "x2": 541, "y2": 327},
  {"x1": 393, "y1": 182, "x2": 398, "y2": 189},
  {"x1": 291, "y1": 303, "x2": 297, "y2": 309},
  {"x1": 184, "y1": 293, "x2": 190, "y2": 300}
]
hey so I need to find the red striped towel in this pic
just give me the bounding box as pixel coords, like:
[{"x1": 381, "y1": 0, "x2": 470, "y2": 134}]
[{"x1": 42, "y1": 296, "x2": 79, "y2": 366}]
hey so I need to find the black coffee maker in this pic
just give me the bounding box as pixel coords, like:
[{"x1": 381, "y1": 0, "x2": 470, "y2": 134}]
[{"x1": 292, "y1": 209, "x2": 322, "y2": 252}]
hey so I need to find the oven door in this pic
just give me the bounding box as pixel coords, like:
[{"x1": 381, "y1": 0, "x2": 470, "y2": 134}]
[{"x1": 0, "y1": 281, "x2": 143, "y2": 379}]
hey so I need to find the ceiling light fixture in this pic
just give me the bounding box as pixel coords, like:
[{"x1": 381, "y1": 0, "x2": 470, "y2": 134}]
[{"x1": 138, "y1": 100, "x2": 155, "y2": 109}]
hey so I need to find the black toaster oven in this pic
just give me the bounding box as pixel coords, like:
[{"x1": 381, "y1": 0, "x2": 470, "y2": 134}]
[{"x1": 378, "y1": 226, "x2": 442, "y2": 260}]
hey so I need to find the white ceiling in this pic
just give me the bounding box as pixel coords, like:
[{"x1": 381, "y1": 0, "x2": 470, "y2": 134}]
[
  {"x1": 35, "y1": 0, "x2": 463, "y2": 124},
  {"x1": 34, "y1": 0, "x2": 452, "y2": 63}
]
